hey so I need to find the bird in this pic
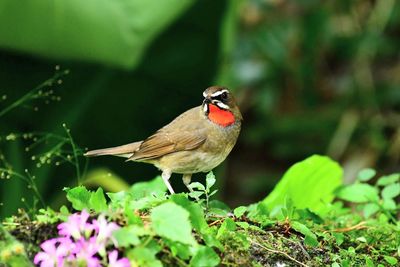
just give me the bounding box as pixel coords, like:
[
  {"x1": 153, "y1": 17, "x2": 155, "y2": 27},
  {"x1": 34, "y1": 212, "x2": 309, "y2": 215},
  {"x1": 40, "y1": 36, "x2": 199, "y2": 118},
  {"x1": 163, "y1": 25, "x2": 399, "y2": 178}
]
[{"x1": 84, "y1": 86, "x2": 242, "y2": 194}]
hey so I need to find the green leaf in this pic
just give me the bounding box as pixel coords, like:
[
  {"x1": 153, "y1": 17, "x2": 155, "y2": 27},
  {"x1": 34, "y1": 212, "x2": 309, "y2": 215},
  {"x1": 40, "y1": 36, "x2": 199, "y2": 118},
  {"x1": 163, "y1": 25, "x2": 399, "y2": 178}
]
[
  {"x1": 190, "y1": 246, "x2": 220, "y2": 267},
  {"x1": 170, "y1": 194, "x2": 208, "y2": 233},
  {"x1": 384, "y1": 256, "x2": 398, "y2": 266},
  {"x1": 129, "y1": 176, "x2": 167, "y2": 200},
  {"x1": 189, "y1": 182, "x2": 205, "y2": 191},
  {"x1": 0, "y1": 0, "x2": 195, "y2": 69},
  {"x1": 357, "y1": 168, "x2": 376, "y2": 182},
  {"x1": 291, "y1": 221, "x2": 318, "y2": 247},
  {"x1": 382, "y1": 198, "x2": 396, "y2": 210},
  {"x1": 113, "y1": 226, "x2": 141, "y2": 247},
  {"x1": 336, "y1": 184, "x2": 379, "y2": 203},
  {"x1": 236, "y1": 221, "x2": 249, "y2": 229},
  {"x1": 128, "y1": 247, "x2": 162, "y2": 267},
  {"x1": 65, "y1": 186, "x2": 91, "y2": 211},
  {"x1": 382, "y1": 183, "x2": 400, "y2": 199},
  {"x1": 89, "y1": 188, "x2": 108, "y2": 212},
  {"x1": 164, "y1": 239, "x2": 191, "y2": 260},
  {"x1": 363, "y1": 203, "x2": 380, "y2": 218},
  {"x1": 261, "y1": 155, "x2": 343, "y2": 213},
  {"x1": 151, "y1": 202, "x2": 196, "y2": 245},
  {"x1": 233, "y1": 206, "x2": 247, "y2": 218},
  {"x1": 216, "y1": 218, "x2": 236, "y2": 239},
  {"x1": 201, "y1": 228, "x2": 223, "y2": 251},
  {"x1": 189, "y1": 191, "x2": 204, "y2": 199},
  {"x1": 365, "y1": 257, "x2": 375, "y2": 267},
  {"x1": 206, "y1": 172, "x2": 216, "y2": 190},
  {"x1": 377, "y1": 174, "x2": 399, "y2": 186},
  {"x1": 209, "y1": 190, "x2": 218, "y2": 197},
  {"x1": 332, "y1": 232, "x2": 344, "y2": 246}
]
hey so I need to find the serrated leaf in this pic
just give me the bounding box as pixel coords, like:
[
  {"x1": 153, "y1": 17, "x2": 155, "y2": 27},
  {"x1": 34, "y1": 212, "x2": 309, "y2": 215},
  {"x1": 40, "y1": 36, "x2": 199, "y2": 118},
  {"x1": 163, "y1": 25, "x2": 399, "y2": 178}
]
[
  {"x1": 190, "y1": 246, "x2": 220, "y2": 267},
  {"x1": 261, "y1": 155, "x2": 342, "y2": 214},
  {"x1": 206, "y1": 172, "x2": 216, "y2": 190},
  {"x1": 357, "y1": 168, "x2": 376, "y2": 182},
  {"x1": 382, "y1": 183, "x2": 400, "y2": 199},
  {"x1": 336, "y1": 184, "x2": 379, "y2": 203},
  {"x1": 89, "y1": 187, "x2": 108, "y2": 212},
  {"x1": 233, "y1": 206, "x2": 247, "y2": 218},
  {"x1": 151, "y1": 202, "x2": 196, "y2": 245},
  {"x1": 377, "y1": 174, "x2": 399, "y2": 186},
  {"x1": 65, "y1": 186, "x2": 91, "y2": 211}
]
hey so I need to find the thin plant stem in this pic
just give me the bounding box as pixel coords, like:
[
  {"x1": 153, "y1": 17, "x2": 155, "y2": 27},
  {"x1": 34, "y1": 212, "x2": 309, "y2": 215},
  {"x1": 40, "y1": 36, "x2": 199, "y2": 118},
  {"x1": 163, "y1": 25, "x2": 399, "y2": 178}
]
[
  {"x1": 0, "y1": 70, "x2": 67, "y2": 118},
  {"x1": 63, "y1": 124, "x2": 81, "y2": 185}
]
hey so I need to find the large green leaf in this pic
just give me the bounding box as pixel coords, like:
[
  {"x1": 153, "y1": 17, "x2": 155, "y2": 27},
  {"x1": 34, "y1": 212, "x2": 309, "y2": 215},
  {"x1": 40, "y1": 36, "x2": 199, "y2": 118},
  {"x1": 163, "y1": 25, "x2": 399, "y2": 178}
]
[
  {"x1": 261, "y1": 155, "x2": 343, "y2": 213},
  {"x1": 0, "y1": 0, "x2": 194, "y2": 69},
  {"x1": 150, "y1": 202, "x2": 196, "y2": 245}
]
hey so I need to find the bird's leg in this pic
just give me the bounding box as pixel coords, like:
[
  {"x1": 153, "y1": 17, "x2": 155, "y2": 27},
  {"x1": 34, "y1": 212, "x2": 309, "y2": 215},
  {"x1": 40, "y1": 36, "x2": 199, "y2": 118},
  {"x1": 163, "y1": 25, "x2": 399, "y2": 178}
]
[
  {"x1": 182, "y1": 174, "x2": 193, "y2": 193},
  {"x1": 161, "y1": 170, "x2": 175, "y2": 194},
  {"x1": 183, "y1": 174, "x2": 201, "y2": 201}
]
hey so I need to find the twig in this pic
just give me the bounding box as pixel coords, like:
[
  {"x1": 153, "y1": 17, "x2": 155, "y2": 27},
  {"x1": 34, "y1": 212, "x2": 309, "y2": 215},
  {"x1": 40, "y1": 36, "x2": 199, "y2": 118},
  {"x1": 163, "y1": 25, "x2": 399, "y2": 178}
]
[
  {"x1": 251, "y1": 239, "x2": 309, "y2": 267},
  {"x1": 332, "y1": 221, "x2": 368, "y2": 233},
  {"x1": 208, "y1": 219, "x2": 223, "y2": 227}
]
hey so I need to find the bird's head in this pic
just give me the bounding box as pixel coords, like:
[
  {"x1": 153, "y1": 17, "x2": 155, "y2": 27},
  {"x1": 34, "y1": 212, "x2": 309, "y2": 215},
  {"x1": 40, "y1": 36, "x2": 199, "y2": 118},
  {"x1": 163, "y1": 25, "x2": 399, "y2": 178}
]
[{"x1": 202, "y1": 86, "x2": 242, "y2": 127}]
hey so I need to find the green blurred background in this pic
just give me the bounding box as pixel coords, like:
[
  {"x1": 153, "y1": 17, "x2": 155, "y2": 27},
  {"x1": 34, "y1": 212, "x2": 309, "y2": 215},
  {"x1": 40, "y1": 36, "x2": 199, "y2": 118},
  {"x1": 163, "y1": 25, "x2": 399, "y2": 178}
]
[{"x1": 0, "y1": 0, "x2": 399, "y2": 219}]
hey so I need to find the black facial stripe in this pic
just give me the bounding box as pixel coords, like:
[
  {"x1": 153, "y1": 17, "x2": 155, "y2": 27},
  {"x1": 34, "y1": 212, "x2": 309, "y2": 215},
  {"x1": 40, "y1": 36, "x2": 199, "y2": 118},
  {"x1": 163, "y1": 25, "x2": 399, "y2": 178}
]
[{"x1": 211, "y1": 93, "x2": 227, "y2": 103}]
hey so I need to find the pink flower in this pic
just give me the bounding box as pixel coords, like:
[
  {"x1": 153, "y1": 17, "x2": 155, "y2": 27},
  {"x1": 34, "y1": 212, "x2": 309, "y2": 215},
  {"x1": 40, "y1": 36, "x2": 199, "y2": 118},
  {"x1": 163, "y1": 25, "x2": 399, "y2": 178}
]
[
  {"x1": 58, "y1": 210, "x2": 93, "y2": 240},
  {"x1": 33, "y1": 238, "x2": 72, "y2": 267},
  {"x1": 108, "y1": 250, "x2": 131, "y2": 267},
  {"x1": 35, "y1": 210, "x2": 126, "y2": 267},
  {"x1": 67, "y1": 237, "x2": 101, "y2": 267},
  {"x1": 92, "y1": 214, "x2": 120, "y2": 247}
]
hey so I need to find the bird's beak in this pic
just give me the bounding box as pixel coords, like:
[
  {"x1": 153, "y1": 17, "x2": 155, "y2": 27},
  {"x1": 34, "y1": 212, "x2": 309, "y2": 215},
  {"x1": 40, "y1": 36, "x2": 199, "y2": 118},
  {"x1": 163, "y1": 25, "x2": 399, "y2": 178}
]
[{"x1": 203, "y1": 98, "x2": 211, "y2": 105}]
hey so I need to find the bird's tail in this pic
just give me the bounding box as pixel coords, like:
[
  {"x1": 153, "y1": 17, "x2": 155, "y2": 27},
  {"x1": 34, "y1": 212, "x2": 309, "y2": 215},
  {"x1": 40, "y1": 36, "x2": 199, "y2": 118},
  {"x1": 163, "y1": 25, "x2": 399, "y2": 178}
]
[{"x1": 84, "y1": 141, "x2": 142, "y2": 158}]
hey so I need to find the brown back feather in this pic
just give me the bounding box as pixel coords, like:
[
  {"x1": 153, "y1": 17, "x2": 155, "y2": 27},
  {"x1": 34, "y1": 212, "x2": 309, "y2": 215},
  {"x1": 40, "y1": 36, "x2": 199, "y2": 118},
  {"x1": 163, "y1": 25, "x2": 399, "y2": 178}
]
[{"x1": 128, "y1": 107, "x2": 207, "y2": 161}]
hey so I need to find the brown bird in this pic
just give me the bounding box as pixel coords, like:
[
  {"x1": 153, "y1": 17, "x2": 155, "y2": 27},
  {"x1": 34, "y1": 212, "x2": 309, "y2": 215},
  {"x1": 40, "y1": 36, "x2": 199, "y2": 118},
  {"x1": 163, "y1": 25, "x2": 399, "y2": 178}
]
[{"x1": 84, "y1": 86, "x2": 242, "y2": 194}]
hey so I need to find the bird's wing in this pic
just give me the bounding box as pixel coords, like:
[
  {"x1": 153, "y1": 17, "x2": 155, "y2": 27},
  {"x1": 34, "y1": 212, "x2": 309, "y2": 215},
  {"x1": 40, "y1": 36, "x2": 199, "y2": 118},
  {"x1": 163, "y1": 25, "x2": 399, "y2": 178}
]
[{"x1": 128, "y1": 107, "x2": 207, "y2": 161}]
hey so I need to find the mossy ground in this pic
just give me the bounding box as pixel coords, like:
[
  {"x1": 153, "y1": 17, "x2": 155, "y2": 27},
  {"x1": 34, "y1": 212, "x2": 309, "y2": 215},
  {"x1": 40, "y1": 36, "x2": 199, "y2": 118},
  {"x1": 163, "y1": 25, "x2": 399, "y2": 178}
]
[{"x1": 4, "y1": 209, "x2": 398, "y2": 267}]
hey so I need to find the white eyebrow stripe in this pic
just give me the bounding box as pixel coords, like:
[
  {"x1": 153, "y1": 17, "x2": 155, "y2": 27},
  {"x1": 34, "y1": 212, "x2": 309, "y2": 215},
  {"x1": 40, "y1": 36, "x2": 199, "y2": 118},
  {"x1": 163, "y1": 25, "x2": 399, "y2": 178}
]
[
  {"x1": 203, "y1": 91, "x2": 207, "y2": 98},
  {"x1": 210, "y1": 89, "x2": 229, "y2": 97},
  {"x1": 215, "y1": 101, "x2": 230, "y2": 110}
]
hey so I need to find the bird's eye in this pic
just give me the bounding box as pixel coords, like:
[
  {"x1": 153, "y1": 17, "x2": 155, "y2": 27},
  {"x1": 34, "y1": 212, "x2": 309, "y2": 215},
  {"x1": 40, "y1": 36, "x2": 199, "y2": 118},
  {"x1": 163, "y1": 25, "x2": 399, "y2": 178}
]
[{"x1": 221, "y1": 92, "x2": 228, "y2": 100}]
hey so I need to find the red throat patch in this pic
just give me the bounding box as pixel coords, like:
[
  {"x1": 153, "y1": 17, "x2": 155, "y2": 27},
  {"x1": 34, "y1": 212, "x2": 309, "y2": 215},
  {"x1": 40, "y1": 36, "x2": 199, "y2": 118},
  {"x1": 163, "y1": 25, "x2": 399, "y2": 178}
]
[{"x1": 208, "y1": 104, "x2": 235, "y2": 127}]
